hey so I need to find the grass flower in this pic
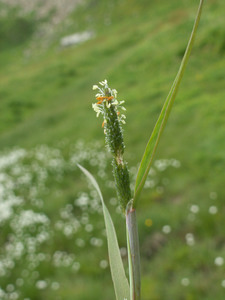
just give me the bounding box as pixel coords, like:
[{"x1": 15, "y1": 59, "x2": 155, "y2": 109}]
[{"x1": 92, "y1": 80, "x2": 131, "y2": 212}]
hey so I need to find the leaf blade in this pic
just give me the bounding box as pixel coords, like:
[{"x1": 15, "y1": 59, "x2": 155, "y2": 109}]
[
  {"x1": 78, "y1": 164, "x2": 130, "y2": 300},
  {"x1": 133, "y1": 0, "x2": 204, "y2": 205}
]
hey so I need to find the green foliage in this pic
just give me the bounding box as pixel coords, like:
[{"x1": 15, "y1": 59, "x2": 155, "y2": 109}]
[
  {"x1": 0, "y1": 0, "x2": 225, "y2": 299},
  {"x1": 134, "y1": 0, "x2": 204, "y2": 206},
  {"x1": 78, "y1": 164, "x2": 130, "y2": 300},
  {"x1": 0, "y1": 7, "x2": 37, "y2": 50}
]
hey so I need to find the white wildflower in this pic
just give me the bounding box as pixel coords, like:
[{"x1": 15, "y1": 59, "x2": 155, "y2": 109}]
[
  {"x1": 209, "y1": 206, "x2": 218, "y2": 214},
  {"x1": 162, "y1": 225, "x2": 171, "y2": 234},
  {"x1": 214, "y1": 256, "x2": 224, "y2": 266},
  {"x1": 181, "y1": 278, "x2": 190, "y2": 286},
  {"x1": 190, "y1": 204, "x2": 199, "y2": 214},
  {"x1": 185, "y1": 233, "x2": 195, "y2": 246},
  {"x1": 36, "y1": 280, "x2": 47, "y2": 290},
  {"x1": 99, "y1": 260, "x2": 108, "y2": 269}
]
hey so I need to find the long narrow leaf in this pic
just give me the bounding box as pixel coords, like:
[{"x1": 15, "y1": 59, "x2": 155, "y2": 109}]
[
  {"x1": 78, "y1": 164, "x2": 130, "y2": 300},
  {"x1": 133, "y1": 0, "x2": 204, "y2": 206}
]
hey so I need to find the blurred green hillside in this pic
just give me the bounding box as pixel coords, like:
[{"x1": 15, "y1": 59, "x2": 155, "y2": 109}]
[{"x1": 0, "y1": 0, "x2": 225, "y2": 299}]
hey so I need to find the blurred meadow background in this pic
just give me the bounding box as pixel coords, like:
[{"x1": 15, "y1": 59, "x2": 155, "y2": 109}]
[{"x1": 0, "y1": 0, "x2": 225, "y2": 299}]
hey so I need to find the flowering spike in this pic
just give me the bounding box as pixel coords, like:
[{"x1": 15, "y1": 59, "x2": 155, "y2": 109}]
[
  {"x1": 92, "y1": 80, "x2": 131, "y2": 212},
  {"x1": 92, "y1": 80, "x2": 127, "y2": 155}
]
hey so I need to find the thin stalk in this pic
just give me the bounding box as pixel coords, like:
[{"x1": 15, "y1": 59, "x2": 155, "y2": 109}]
[
  {"x1": 126, "y1": 205, "x2": 141, "y2": 300},
  {"x1": 126, "y1": 225, "x2": 134, "y2": 300}
]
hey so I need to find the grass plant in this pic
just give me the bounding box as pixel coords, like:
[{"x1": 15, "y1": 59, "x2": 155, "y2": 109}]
[
  {"x1": 1, "y1": 0, "x2": 225, "y2": 299},
  {"x1": 79, "y1": 1, "x2": 205, "y2": 299}
]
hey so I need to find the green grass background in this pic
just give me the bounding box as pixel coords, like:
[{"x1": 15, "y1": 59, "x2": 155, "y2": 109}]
[{"x1": 0, "y1": 0, "x2": 225, "y2": 299}]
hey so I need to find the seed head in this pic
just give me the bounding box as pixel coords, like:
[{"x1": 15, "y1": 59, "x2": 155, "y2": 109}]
[{"x1": 92, "y1": 80, "x2": 131, "y2": 212}]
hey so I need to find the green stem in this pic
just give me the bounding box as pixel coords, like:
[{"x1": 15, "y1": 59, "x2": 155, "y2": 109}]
[
  {"x1": 126, "y1": 204, "x2": 141, "y2": 300},
  {"x1": 126, "y1": 225, "x2": 134, "y2": 300}
]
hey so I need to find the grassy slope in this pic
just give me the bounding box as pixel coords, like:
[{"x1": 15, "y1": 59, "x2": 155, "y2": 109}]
[{"x1": 1, "y1": 0, "x2": 225, "y2": 299}]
